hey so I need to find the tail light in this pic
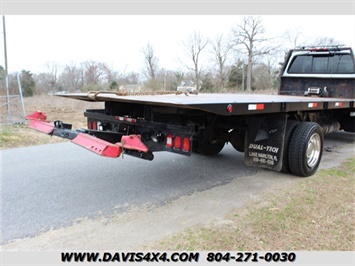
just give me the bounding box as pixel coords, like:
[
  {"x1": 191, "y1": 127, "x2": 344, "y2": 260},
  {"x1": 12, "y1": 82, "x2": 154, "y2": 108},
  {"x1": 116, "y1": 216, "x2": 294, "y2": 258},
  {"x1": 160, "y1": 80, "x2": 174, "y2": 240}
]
[
  {"x1": 87, "y1": 120, "x2": 99, "y2": 130},
  {"x1": 183, "y1": 137, "x2": 190, "y2": 152},
  {"x1": 174, "y1": 136, "x2": 181, "y2": 149},
  {"x1": 166, "y1": 134, "x2": 173, "y2": 149},
  {"x1": 166, "y1": 134, "x2": 190, "y2": 152},
  {"x1": 92, "y1": 121, "x2": 97, "y2": 130},
  {"x1": 88, "y1": 120, "x2": 97, "y2": 130}
]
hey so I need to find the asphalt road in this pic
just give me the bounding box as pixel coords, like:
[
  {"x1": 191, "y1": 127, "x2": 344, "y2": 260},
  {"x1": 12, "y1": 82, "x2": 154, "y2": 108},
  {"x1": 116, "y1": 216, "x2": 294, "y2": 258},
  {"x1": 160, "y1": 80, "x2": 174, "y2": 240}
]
[
  {"x1": 1, "y1": 131, "x2": 354, "y2": 245},
  {"x1": 1, "y1": 140, "x2": 257, "y2": 244}
]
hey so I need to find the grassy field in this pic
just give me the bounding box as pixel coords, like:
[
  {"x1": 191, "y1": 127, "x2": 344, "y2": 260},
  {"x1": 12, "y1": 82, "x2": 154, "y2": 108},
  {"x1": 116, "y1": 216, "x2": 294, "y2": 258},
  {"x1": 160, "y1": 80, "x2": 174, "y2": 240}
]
[
  {"x1": 0, "y1": 95, "x2": 103, "y2": 149},
  {"x1": 151, "y1": 158, "x2": 355, "y2": 251}
]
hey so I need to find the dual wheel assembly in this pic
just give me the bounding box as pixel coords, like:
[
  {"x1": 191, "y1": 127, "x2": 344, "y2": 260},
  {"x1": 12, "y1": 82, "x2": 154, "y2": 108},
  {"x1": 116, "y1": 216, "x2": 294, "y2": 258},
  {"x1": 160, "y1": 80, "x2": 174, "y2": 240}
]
[
  {"x1": 193, "y1": 120, "x2": 324, "y2": 177},
  {"x1": 283, "y1": 121, "x2": 324, "y2": 177}
]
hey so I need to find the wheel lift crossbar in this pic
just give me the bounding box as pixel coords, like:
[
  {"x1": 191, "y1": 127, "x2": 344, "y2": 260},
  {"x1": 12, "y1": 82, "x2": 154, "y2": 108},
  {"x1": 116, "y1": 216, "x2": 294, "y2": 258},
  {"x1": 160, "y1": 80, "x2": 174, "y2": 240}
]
[{"x1": 26, "y1": 114, "x2": 148, "y2": 159}]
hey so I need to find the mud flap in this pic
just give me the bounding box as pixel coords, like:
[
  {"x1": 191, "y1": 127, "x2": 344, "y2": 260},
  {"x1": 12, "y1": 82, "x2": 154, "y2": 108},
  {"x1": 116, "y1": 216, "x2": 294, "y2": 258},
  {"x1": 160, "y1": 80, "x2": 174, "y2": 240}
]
[{"x1": 244, "y1": 114, "x2": 287, "y2": 171}]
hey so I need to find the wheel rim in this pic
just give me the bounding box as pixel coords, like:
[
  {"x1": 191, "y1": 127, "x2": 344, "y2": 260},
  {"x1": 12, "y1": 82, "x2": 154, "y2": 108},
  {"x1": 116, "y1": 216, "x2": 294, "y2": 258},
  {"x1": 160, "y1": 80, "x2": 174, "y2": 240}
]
[{"x1": 306, "y1": 133, "x2": 321, "y2": 168}]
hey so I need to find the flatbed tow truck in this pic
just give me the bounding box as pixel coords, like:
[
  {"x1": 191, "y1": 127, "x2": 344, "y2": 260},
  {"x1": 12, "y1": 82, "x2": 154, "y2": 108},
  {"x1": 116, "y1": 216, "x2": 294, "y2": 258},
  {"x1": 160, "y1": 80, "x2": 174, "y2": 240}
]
[{"x1": 27, "y1": 46, "x2": 355, "y2": 177}]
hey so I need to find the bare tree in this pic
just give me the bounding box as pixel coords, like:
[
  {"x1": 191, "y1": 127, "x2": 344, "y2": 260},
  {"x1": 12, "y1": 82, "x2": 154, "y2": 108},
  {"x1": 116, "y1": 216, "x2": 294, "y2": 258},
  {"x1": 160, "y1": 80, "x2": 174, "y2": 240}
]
[
  {"x1": 44, "y1": 61, "x2": 61, "y2": 92},
  {"x1": 253, "y1": 61, "x2": 278, "y2": 91},
  {"x1": 283, "y1": 28, "x2": 307, "y2": 48},
  {"x1": 231, "y1": 16, "x2": 270, "y2": 91},
  {"x1": 312, "y1": 37, "x2": 343, "y2": 47},
  {"x1": 82, "y1": 60, "x2": 111, "y2": 85},
  {"x1": 165, "y1": 70, "x2": 181, "y2": 91},
  {"x1": 174, "y1": 70, "x2": 185, "y2": 86},
  {"x1": 182, "y1": 31, "x2": 209, "y2": 93},
  {"x1": 59, "y1": 63, "x2": 83, "y2": 92},
  {"x1": 142, "y1": 42, "x2": 159, "y2": 80},
  {"x1": 210, "y1": 34, "x2": 233, "y2": 90},
  {"x1": 123, "y1": 71, "x2": 140, "y2": 84},
  {"x1": 114, "y1": 65, "x2": 140, "y2": 86}
]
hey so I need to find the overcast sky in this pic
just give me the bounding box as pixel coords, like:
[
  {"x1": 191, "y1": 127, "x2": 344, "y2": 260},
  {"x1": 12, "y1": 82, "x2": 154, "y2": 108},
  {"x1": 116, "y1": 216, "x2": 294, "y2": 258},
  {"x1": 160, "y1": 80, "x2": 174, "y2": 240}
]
[{"x1": 1, "y1": 15, "x2": 354, "y2": 75}]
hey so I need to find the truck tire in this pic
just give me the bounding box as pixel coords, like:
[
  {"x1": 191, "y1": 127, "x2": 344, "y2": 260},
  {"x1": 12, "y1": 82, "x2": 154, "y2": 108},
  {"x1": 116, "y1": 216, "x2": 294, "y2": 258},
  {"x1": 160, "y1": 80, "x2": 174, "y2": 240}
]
[
  {"x1": 340, "y1": 117, "x2": 355, "y2": 132},
  {"x1": 288, "y1": 122, "x2": 324, "y2": 177},
  {"x1": 195, "y1": 139, "x2": 225, "y2": 156},
  {"x1": 230, "y1": 129, "x2": 245, "y2": 153},
  {"x1": 281, "y1": 120, "x2": 299, "y2": 173}
]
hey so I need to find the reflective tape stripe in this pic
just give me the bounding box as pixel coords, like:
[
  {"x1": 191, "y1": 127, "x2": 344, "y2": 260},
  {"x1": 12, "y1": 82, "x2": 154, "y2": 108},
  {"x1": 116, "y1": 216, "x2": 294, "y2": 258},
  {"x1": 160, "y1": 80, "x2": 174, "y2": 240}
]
[
  {"x1": 308, "y1": 103, "x2": 318, "y2": 108},
  {"x1": 114, "y1": 116, "x2": 137, "y2": 123},
  {"x1": 248, "y1": 103, "x2": 264, "y2": 110}
]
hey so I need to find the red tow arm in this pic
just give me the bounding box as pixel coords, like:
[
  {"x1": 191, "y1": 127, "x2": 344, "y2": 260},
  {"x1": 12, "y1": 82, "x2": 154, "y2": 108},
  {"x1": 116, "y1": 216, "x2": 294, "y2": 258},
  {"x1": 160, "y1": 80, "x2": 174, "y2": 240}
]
[{"x1": 26, "y1": 111, "x2": 148, "y2": 158}]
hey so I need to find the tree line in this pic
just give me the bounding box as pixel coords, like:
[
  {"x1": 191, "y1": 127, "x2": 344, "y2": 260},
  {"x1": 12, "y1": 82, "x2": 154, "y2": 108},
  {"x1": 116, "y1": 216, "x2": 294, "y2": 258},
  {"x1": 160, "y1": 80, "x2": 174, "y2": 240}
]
[{"x1": 0, "y1": 16, "x2": 341, "y2": 97}]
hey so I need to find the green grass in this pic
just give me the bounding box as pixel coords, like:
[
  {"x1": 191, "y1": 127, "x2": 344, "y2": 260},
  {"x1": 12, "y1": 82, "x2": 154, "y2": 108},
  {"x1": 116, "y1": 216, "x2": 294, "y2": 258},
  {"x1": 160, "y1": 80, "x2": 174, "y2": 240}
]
[
  {"x1": 151, "y1": 158, "x2": 355, "y2": 251},
  {"x1": 0, "y1": 125, "x2": 25, "y2": 149},
  {"x1": 0, "y1": 124, "x2": 66, "y2": 150}
]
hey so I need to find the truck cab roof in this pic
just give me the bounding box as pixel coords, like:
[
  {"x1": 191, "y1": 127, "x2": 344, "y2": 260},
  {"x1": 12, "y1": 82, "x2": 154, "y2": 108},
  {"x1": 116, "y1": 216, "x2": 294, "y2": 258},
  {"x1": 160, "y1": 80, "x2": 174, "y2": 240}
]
[
  {"x1": 279, "y1": 46, "x2": 355, "y2": 98},
  {"x1": 282, "y1": 46, "x2": 355, "y2": 77}
]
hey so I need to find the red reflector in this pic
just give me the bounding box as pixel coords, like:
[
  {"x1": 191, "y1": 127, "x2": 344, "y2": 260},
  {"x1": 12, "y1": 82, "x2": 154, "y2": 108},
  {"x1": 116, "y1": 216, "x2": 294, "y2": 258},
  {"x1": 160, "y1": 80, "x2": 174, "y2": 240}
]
[
  {"x1": 227, "y1": 104, "x2": 233, "y2": 113},
  {"x1": 174, "y1": 136, "x2": 181, "y2": 149},
  {"x1": 166, "y1": 134, "x2": 173, "y2": 148},
  {"x1": 183, "y1": 137, "x2": 190, "y2": 152}
]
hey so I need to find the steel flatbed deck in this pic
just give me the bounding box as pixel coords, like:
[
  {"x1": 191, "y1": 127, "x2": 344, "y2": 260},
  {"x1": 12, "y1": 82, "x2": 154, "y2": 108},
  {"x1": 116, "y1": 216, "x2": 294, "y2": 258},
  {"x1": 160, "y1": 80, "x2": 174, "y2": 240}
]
[{"x1": 59, "y1": 92, "x2": 354, "y2": 116}]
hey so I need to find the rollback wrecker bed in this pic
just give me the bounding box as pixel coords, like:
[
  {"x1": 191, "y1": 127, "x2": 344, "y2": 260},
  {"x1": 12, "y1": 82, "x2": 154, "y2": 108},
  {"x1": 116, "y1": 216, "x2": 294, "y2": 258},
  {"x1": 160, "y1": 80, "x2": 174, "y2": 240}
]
[
  {"x1": 26, "y1": 91, "x2": 354, "y2": 177},
  {"x1": 26, "y1": 46, "x2": 355, "y2": 177}
]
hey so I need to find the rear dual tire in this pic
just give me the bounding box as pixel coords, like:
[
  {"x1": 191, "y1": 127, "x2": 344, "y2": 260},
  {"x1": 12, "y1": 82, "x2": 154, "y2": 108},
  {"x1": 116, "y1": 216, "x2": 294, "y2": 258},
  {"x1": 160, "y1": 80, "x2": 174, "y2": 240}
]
[
  {"x1": 194, "y1": 139, "x2": 225, "y2": 155},
  {"x1": 281, "y1": 120, "x2": 300, "y2": 173},
  {"x1": 288, "y1": 122, "x2": 324, "y2": 177}
]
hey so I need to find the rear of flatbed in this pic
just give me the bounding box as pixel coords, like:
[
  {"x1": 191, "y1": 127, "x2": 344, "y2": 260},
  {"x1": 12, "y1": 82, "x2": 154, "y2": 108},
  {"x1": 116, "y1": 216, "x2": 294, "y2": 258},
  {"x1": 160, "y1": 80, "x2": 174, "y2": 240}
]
[
  {"x1": 26, "y1": 46, "x2": 355, "y2": 177},
  {"x1": 26, "y1": 91, "x2": 354, "y2": 177}
]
